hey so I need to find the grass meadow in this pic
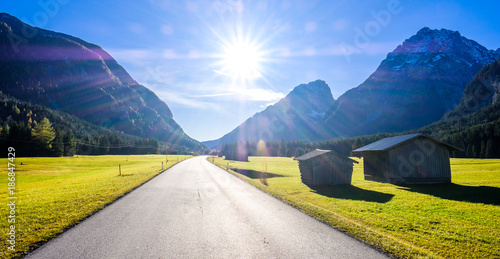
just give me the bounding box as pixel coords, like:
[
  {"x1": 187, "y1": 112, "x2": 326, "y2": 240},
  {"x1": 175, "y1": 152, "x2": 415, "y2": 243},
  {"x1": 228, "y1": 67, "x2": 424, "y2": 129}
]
[
  {"x1": 0, "y1": 155, "x2": 190, "y2": 259},
  {"x1": 211, "y1": 156, "x2": 500, "y2": 258}
]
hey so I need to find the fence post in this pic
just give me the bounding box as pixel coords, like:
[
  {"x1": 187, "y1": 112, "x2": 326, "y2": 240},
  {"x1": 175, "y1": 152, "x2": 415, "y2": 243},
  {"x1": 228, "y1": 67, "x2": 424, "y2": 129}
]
[{"x1": 119, "y1": 164, "x2": 121, "y2": 176}]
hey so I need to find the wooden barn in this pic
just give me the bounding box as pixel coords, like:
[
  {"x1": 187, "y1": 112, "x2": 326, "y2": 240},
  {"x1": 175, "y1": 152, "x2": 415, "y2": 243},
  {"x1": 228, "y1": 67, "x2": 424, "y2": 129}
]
[
  {"x1": 294, "y1": 149, "x2": 358, "y2": 186},
  {"x1": 352, "y1": 133, "x2": 460, "y2": 184}
]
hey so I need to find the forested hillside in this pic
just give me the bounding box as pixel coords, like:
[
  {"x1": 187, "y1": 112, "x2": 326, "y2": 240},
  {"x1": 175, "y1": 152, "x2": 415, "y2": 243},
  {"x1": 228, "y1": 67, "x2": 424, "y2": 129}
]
[
  {"x1": 0, "y1": 13, "x2": 205, "y2": 153},
  {"x1": 0, "y1": 93, "x2": 194, "y2": 157}
]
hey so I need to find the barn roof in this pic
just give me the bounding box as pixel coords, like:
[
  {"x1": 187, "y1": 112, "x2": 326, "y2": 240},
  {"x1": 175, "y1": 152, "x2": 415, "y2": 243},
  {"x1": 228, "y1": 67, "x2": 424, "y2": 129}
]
[
  {"x1": 294, "y1": 149, "x2": 330, "y2": 160},
  {"x1": 294, "y1": 149, "x2": 358, "y2": 163},
  {"x1": 352, "y1": 133, "x2": 460, "y2": 153}
]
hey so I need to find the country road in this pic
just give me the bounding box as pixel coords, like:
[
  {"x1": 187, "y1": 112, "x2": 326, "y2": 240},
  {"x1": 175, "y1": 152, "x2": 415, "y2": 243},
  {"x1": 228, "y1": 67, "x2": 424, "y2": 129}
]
[{"x1": 26, "y1": 156, "x2": 388, "y2": 258}]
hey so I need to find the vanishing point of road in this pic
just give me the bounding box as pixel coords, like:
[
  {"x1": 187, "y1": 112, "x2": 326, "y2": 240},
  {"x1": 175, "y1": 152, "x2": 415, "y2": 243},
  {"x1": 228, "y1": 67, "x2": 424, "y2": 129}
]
[{"x1": 26, "y1": 156, "x2": 388, "y2": 258}]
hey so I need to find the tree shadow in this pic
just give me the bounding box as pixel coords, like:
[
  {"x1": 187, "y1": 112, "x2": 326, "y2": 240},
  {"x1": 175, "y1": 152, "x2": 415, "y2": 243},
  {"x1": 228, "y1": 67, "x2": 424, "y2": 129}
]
[
  {"x1": 309, "y1": 185, "x2": 394, "y2": 203},
  {"x1": 397, "y1": 184, "x2": 500, "y2": 205},
  {"x1": 233, "y1": 168, "x2": 285, "y2": 180}
]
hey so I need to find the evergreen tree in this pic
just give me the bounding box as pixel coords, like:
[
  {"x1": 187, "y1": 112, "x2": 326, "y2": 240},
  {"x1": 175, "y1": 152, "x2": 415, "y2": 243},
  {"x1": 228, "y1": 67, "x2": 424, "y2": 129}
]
[
  {"x1": 63, "y1": 130, "x2": 77, "y2": 156},
  {"x1": 98, "y1": 135, "x2": 110, "y2": 155},
  {"x1": 12, "y1": 105, "x2": 20, "y2": 115},
  {"x1": 485, "y1": 139, "x2": 494, "y2": 158},
  {"x1": 31, "y1": 117, "x2": 56, "y2": 149},
  {"x1": 78, "y1": 135, "x2": 93, "y2": 155},
  {"x1": 1, "y1": 124, "x2": 9, "y2": 138},
  {"x1": 352, "y1": 137, "x2": 364, "y2": 150},
  {"x1": 9, "y1": 122, "x2": 33, "y2": 157},
  {"x1": 147, "y1": 138, "x2": 159, "y2": 154},
  {"x1": 294, "y1": 147, "x2": 306, "y2": 157},
  {"x1": 495, "y1": 122, "x2": 500, "y2": 137},
  {"x1": 52, "y1": 128, "x2": 64, "y2": 157},
  {"x1": 278, "y1": 139, "x2": 287, "y2": 157},
  {"x1": 479, "y1": 140, "x2": 486, "y2": 158},
  {"x1": 0, "y1": 124, "x2": 8, "y2": 157},
  {"x1": 108, "y1": 135, "x2": 122, "y2": 155}
]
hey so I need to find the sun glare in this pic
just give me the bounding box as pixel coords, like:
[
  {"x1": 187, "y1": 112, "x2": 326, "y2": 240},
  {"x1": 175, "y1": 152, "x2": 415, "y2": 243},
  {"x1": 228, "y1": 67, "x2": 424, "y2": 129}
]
[{"x1": 219, "y1": 41, "x2": 263, "y2": 80}]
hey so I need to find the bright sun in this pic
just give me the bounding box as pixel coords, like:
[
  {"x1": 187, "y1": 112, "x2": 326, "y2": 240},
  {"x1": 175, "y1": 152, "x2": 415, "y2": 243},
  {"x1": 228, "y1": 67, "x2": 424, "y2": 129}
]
[{"x1": 219, "y1": 41, "x2": 263, "y2": 80}]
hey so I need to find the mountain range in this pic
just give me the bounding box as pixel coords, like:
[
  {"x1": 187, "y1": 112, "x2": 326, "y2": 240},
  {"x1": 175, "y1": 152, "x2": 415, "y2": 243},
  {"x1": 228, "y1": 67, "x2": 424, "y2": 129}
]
[
  {"x1": 421, "y1": 57, "x2": 500, "y2": 136},
  {"x1": 0, "y1": 12, "x2": 498, "y2": 154},
  {"x1": 444, "y1": 57, "x2": 500, "y2": 119},
  {"x1": 409, "y1": 57, "x2": 500, "y2": 158},
  {"x1": 0, "y1": 13, "x2": 204, "y2": 152},
  {"x1": 214, "y1": 80, "x2": 333, "y2": 146},
  {"x1": 323, "y1": 27, "x2": 499, "y2": 137},
  {"x1": 206, "y1": 27, "x2": 500, "y2": 148}
]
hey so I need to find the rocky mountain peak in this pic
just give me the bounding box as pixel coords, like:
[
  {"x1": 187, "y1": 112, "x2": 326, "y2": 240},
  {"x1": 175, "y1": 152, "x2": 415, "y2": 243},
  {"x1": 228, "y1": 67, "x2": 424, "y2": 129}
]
[
  {"x1": 369, "y1": 27, "x2": 499, "y2": 90},
  {"x1": 324, "y1": 27, "x2": 500, "y2": 138},
  {"x1": 216, "y1": 80, "x2": 334, "y2": 144},
  {"x1": 391, "y1": 27, "x2": 497, "y2": 66},
  {"x1": 395, "y1": 27, "x2": 462, "y2": 52},
  {"x1": 283, "y1": 79, "x2": 334, "y2": 114},
  {"x1": 288, "y1": 79, "x2": 331, "y2": 96},
  {"x1": 393, "y1": 27, "x2": 462, "y2": 53}
]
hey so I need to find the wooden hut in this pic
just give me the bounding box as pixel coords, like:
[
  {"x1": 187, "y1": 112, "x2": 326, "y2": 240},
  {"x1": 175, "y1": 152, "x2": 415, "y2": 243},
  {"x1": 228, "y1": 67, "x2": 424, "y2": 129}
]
[
  {"x1": 352, "y1": 133, "x2": 460, "y2": 184},
  {"x1": 294, "y1": 149, "x2": 358, "y2": 186}
]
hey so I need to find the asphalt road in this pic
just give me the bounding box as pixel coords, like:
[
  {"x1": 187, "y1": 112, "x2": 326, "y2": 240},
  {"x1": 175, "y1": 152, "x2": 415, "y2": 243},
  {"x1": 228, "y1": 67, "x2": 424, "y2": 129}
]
[{"x1": 26, "y1": 156, "x2": 388, "y2": 258}]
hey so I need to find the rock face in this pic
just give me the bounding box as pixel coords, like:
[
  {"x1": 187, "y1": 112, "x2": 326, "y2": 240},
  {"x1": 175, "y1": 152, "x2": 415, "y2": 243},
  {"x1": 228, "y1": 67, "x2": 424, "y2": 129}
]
[
  {"x1": 323, "y1": 27, "x2": 500, "y2": 137},
  {"x1": 0, "y1": 13, "x2": 202, "y2": 150},
  {"x1": 218, "y1": 80, "x2": 335, "y2": 144},
  {"x1": 443, "y1": 58, "x2": 500, "y2": 119}
]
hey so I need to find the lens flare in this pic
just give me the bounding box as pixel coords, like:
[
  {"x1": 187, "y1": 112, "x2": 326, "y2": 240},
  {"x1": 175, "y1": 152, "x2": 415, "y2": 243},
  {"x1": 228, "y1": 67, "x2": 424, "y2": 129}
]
[
  {"x1": 216, "y1": 40, "x2": 263, "y2": 81},
  {"x1": 222, "y1": 42, "x2": 261, "y2": 80}
]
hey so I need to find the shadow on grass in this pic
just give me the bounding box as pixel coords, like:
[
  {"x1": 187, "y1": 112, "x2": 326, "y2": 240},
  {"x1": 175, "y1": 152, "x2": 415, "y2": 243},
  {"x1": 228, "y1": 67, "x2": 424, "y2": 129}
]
[
  {"x1": 398, "y1": 184, "x2": 500, "y2": 205},
  {"x1": 233, "y1": 168, "x2": 285, "y2": 180},
  {"x1": 309, "y1": 185, "x2": 394, "y2": 203}
]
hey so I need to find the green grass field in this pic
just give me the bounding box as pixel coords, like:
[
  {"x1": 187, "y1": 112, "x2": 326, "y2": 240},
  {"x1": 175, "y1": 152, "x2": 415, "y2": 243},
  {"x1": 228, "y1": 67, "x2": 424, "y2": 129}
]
[
  {"x1": 211, "y1": 156, "x2": 500, "y2": 258},
  {"x1": 0, "y1": 155, "x2": 190, "y2": 259}
]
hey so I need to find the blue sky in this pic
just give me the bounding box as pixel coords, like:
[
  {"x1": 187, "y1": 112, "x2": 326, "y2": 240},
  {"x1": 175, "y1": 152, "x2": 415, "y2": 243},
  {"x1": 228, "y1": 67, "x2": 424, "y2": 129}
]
[{"x1": 2, "y1": 0, "x2": 499, "y2": 142}]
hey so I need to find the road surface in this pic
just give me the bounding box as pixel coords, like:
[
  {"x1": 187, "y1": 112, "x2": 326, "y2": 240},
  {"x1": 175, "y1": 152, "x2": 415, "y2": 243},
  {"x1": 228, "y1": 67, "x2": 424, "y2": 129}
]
[{"x1": 27, "y1": 156, "x2": 388, "y2": 258}]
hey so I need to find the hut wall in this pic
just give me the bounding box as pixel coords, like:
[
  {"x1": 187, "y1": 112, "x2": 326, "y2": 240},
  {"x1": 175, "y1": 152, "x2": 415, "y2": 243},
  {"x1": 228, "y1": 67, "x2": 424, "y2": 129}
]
[
  {"x1": 387, "y1": 137, "x2": 451, "y2": 183},
  {"x1": 328, "y1": 154, "x2": 353, "y2": 185},
  {"x1": 310, "y1": 154, "x2": 353, "y2": 186},
  {"x1": 298, "y1": 161, "x2": 313, "y2": 185},
  {"x1": 363, "y1": 152, "x2": 390, "y2": 182}
]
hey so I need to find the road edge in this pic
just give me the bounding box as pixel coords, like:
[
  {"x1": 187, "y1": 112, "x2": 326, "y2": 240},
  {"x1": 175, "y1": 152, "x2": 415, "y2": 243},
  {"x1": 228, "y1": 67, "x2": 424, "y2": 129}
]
[
  {"x1": 22, "y1": 157, "x2": 194, "y2": 259},
  {"x1": 206, "y1": 156, "x2": 402, "y2": 258}
]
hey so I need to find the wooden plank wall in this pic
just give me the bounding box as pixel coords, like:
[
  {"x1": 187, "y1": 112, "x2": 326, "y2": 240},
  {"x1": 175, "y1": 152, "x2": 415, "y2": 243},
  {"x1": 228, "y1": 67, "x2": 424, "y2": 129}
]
[
  {"x1": 298, "y1": 154, "x2": 354, "y2": 186},
  {"x1": 299, "y1": 161, "x2": 313, "y2": 185},
  {"x1": 387, "y1": 137, "x2": 451, "y2": 183},
  {"x1": 311, "y1": 154, "x2": 353, "y2": 186},
  {"x1": 363, "y1": 152, "x2": 389, "y2": 182}
]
